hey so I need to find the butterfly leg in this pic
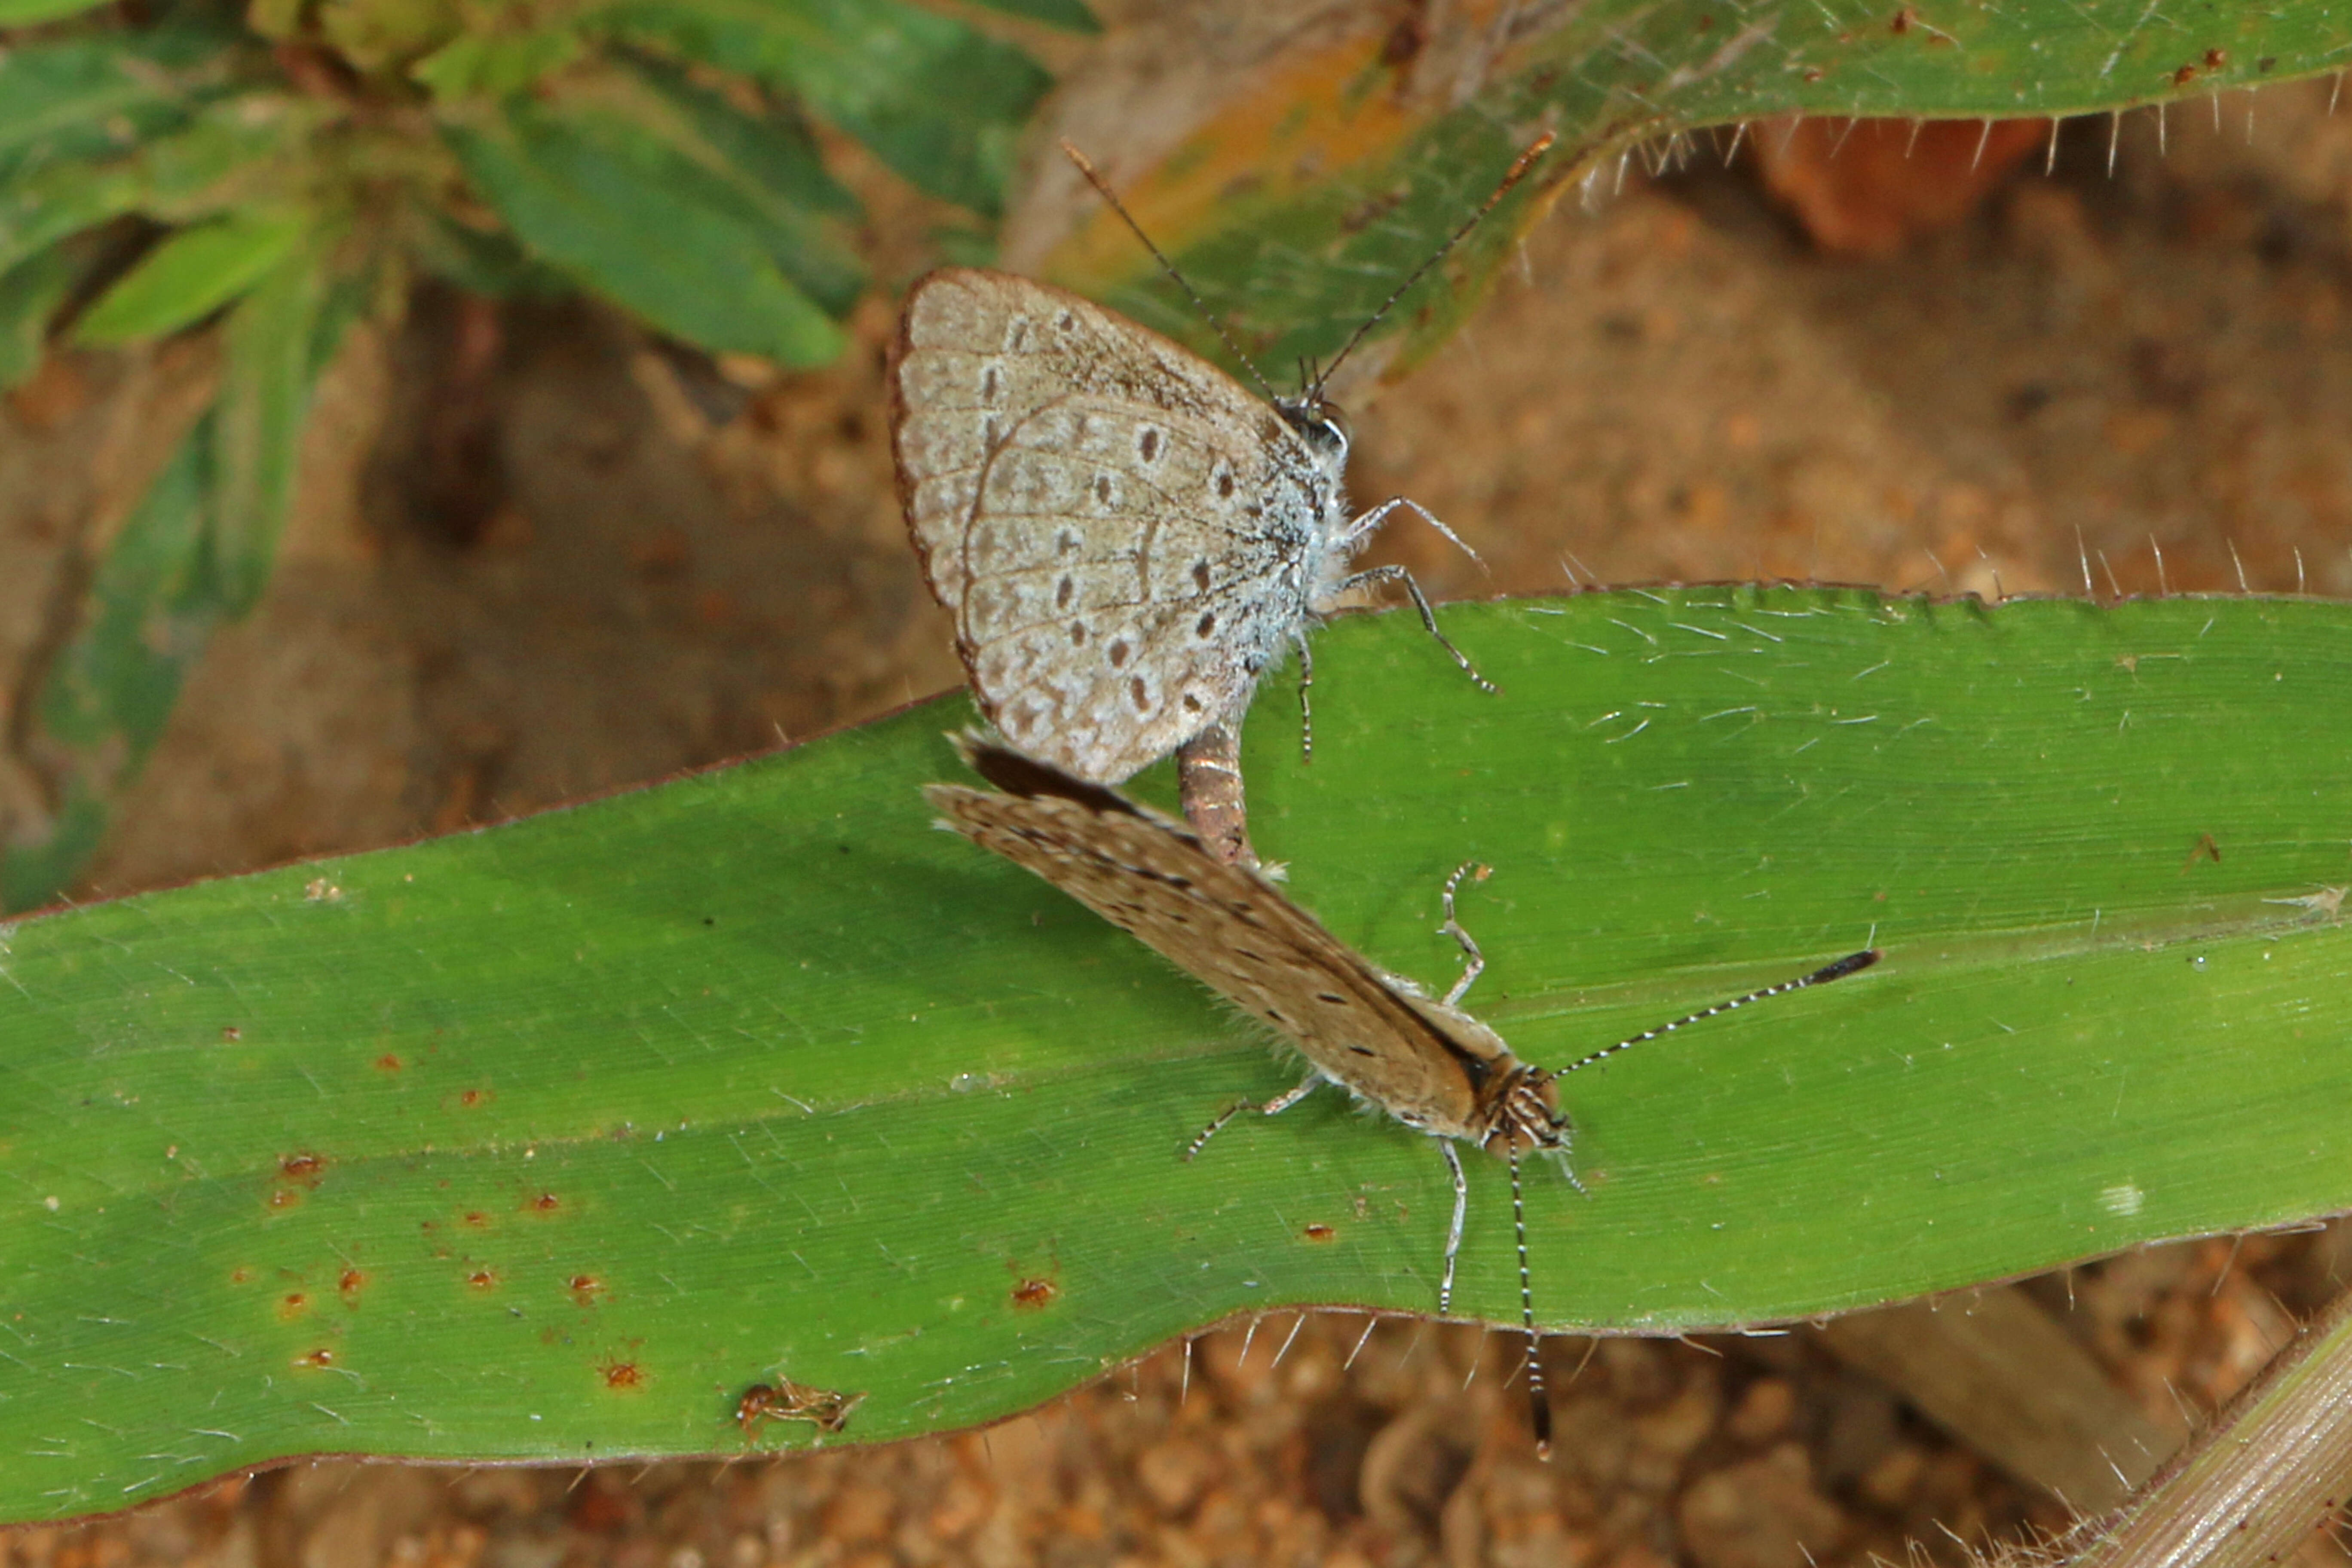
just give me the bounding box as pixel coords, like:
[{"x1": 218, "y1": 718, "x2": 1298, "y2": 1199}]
[
  {"x1": 1439, "y1": 861, "x2": 1489, "y2": 1007},
  {"x1": 1293, "y1": 630, "x2": 1316, "y2": 763},
  {"x1": 1340, "y1": 496, "x2": 1485, "y2": 569},
  {"x1": 1437, "y1": 1139, "x2": 1470, "y2": 1313},
  {"x1": 1183, "y1": 1076, "x2": 1320, "y2": 1161},
  {"x1": 1333, "y1": 564, "x2": 1499, "y2": 695}
]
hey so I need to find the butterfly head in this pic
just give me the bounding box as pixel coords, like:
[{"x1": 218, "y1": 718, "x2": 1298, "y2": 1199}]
[
  {"x1": 1274, "y1": 384, "x2": 1351, "y2": 465},
  {"x1": 1478, "y1": 1064, "x2": 1567, "y2": 1158}
]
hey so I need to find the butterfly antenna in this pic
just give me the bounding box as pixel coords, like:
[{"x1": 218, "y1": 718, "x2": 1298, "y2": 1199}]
[
  {"x1": 1059, "y1": 140, "x2": 1284, "y2": 406},
  {"x1": 1312, "y1": 131, "x2": 1558, "y2": 396},
  {"x1": 1542, "y1": 949, "x2": 1881, "y2": 1084},
  {"x1": 1510, "y1": 1146, "x2": 1553, "y2": 1458}
]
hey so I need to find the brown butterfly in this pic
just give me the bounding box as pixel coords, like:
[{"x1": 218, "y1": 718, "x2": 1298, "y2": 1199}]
[{"x1": 926, "y1": 734, "x2": 1879, "y2": 1454}]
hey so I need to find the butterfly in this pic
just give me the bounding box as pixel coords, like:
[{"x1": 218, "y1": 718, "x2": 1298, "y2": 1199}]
[
  {"x1": 925, "y1": 732, "x2": 1880, "y2": 1453},
  {"x1": 888, "y1": 141, "x2": 1552, "y2": 786}
]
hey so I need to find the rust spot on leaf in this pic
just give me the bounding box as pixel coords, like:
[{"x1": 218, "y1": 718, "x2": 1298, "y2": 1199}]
[
  {"x1": 570, "y1": 1274, "x2": 604, "y2": 1306},
  {"x1": 338, "y1": 1268, "x2": 366, "y2": 1304},
  {"x1": 279, "y1": 1292, "x2": 309, "y2": 1320},
  {"x1": 220, "y1": 1026, "x2": 242, "y2": 1042},
  {"x1": 1011, "y1": 1278, "x2": 1058, "y2": 1310},
  {"x1": 529, "y1": 1193, "x2": 560, "y2": 1213},
  {"x1": 468, "y1": 1269, "x2": 497, "y2": 1292},
  {"x1": 599, "y1": 1358, "x2": 644, "y2": 1390},
  {"x1": 1302, "y1": 1223, "x2": 1337, "y2": 1242},
  {"x1": 293, "y1": 1347, "x2": 335, "y2": 1369},
  {"x1": 375, "y1": 1053, "x2": 402, "y2": 1072},
  {"x1": 279, "y1": 1153, "x2": 326, "y2": 1184}
]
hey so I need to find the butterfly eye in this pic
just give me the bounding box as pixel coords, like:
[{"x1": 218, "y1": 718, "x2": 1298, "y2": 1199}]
[
  {"x1": 1314, "y1": 404, "x2": 1351, "y2": 453},
  {"x1": 1272, "y1": 395, "x2": 1350, "y2": 459}
]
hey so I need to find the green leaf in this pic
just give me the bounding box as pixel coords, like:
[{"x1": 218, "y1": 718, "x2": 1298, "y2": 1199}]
[
  {"x1": 5, "y1": 591, "x2": 2352, "y2": 1521},
  {"x1": 444, "y1": 98, "x2": 847, "y2": 364},
  {"x1": 73, "y1": 208, "x2": 312, "y2": 346},
  {"x1": 0, "y1": 0, "x2": 114, "y2": 27},
  {"x1": 208, "y1": 232, "x2": 332, "y2": 615},
  {"x1": 0, "y1": 242, "x2": 84, "y2": 389},
  {"x1": 313, "y1": 0, "x2": 465, "y2": 75},
  {"x1": 4, "y1": 418, "x2": 222, "y2": 913},
  {"x1": 599, "y1": 0, "x2": 1051, "y2": 216},
  {"x1": 614, "y1": 50, "x2": 864, "y2": 313},
  {"x1": 960, "y1": 0, "x2": 1099, "y2": 33},
  {"x1": 0, "y1": 93, "x2": 323, "y2": 278},
  {"x1": 0, "y1": 24, "x2": 239, "y2": 187},
  {"x1": 406, "y1": 206, "x2": 576, "y2": 298},
  {"x1": 410, "y1": 26, "x2": 587, "y2": 98},
  {"x1": 1043, "y1": 3, "x2": 2352, "y2": 392}
]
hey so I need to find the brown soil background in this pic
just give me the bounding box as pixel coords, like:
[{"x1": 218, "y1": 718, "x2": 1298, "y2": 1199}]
[{"x1": 6, "y1": 71, "x2": 2352, "y2": 1568}]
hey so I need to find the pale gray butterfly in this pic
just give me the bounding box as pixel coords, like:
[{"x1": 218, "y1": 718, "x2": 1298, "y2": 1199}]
[{"x1": 890, "y1": 139, "x2": 1556, "y2": 787}]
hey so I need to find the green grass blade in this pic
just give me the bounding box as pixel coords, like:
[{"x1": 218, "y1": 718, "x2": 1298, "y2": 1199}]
[
  {"x1": 3, "y1": 589, "x2": 2349, "y2": 1522},
  {"x1": 1038, "y1": 1, "x2": 2352, "y2": 392}
]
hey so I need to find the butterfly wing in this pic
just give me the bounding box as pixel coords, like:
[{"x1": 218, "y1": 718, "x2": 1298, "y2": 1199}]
[
  {"x1": 925, "y1": 738, "x2": 1496, "y2": 1140},
  {"x1": 893, "y1": 270, "x2": 1337, "y2": 783}
]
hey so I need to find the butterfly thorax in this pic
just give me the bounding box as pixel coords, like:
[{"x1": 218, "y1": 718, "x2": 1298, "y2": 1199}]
[{"x1": 1272, "y1": 393, "x2": 1360, "y2": 615}]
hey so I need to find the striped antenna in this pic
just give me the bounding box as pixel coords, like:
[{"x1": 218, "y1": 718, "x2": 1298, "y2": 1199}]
[
  {"x1": 1544, "y1": 949, "x2": 1881, "y2": 1085},
  {"x1": 1509, "y1": 1148, "x2": 1553, "y2": 1458}
]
